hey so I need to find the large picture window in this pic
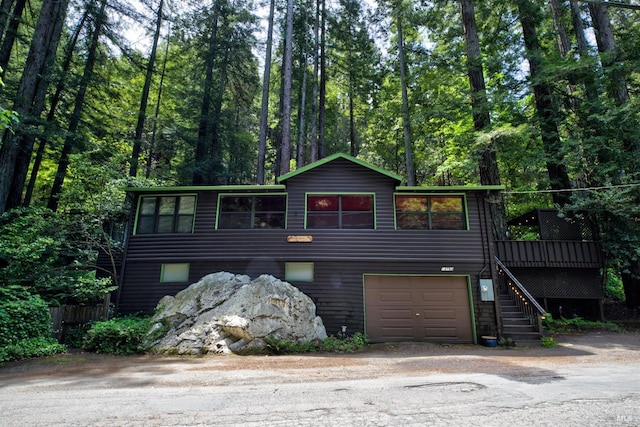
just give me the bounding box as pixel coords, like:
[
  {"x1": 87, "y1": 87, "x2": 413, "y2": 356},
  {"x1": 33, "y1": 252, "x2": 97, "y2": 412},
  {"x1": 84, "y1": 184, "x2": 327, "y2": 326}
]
[
  {"x1": 307, "y1": 194, "x2": 374, "y2": 229},
  {"x1": 217, "y1": 194, "x2": 286, "y2": 229},
  {"x1": 395, "y1": 195, "x2": 466, "y2": 230},
  {"x1": 136, "y1": 195, "x2": 196, "y2": 234}
]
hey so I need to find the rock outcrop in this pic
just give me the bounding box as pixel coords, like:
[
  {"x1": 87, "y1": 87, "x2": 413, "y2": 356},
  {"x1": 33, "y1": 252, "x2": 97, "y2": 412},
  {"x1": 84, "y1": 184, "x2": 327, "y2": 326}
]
[{"x1": 145, "y1": 272, "x2": 327, "y2": 354}]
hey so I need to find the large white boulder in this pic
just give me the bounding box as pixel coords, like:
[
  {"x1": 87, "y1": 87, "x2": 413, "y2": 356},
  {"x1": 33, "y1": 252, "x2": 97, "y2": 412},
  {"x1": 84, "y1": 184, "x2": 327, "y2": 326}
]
[{"x1": 145, "y1": 272, "x2": 327, "y2": 354}]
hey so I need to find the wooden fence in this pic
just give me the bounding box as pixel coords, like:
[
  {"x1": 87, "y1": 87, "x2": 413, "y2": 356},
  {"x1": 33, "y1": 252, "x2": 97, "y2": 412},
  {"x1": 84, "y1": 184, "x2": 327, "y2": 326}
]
[{"x1": 50, "y1": 295, "x2": 111, "y2": 342}]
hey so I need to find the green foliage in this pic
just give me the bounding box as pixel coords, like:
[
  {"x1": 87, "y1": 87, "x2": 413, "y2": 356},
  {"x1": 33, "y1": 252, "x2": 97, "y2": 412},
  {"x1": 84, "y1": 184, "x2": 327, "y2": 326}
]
[
  {"x1": 266, "y1": 332, "x2": 369, "y2": 355},
  {"x1": 543, "y1": 313, "x2": 622, "y2": 333},
  {"x1": 605, "y1": 268, "x2": 626, "y2": 301},
  {"x1": 0, "y1": 286, "x2": 66, "y2": 364},
  {"x1": 0, "y1": 207, "x2": 117, "y2": 305},
  {"x1": 0, "y1": 337, "x2": 67, "y2": 364},
  {"x1": 540, "y1": 336, "x2": 557, "y2": 348},
  {"x1": 0, "y1": 286, "x2": 53, "y2": 346},
  {"x1": 82, "y1": 316, "x2": 152, "y2": 355}
]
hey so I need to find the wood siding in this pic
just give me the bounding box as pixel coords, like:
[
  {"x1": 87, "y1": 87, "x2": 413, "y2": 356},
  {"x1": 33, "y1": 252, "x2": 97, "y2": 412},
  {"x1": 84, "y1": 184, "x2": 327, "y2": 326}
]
[{"x1": 117, "y1": 158, "x2": 498, "y2": 338}]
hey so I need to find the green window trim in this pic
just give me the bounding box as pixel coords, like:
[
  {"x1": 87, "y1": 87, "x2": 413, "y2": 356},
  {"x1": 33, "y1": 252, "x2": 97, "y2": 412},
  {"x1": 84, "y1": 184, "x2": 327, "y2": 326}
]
[
  {"x1": 216, "y1": 193, "x2": 288, "y2": 229},
  {"x1": 394, "y1": 193, "x2": 469, "y2": 230},
  {"x1": 305, "y1": 192, "x2": 376, "y2": 229},
  {"x1": 134, "y1": 194, "x2": 197, "y2": 235}
]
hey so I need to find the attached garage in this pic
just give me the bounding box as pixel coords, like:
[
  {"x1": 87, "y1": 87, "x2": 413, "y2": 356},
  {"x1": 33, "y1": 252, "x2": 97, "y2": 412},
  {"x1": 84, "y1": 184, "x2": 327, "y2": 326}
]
[{"x1": 364, "y1": 275, "x2": 475, "y2": 343}]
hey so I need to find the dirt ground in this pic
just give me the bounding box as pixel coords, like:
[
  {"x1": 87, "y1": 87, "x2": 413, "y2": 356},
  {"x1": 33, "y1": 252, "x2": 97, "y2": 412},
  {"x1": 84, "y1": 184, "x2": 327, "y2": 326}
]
[
  {"x1": 1, "y1": 331, "x2": 639, "y2": 384},
  {"x1": 2, "y1": 331, "x2": 640, "y2": 426}
]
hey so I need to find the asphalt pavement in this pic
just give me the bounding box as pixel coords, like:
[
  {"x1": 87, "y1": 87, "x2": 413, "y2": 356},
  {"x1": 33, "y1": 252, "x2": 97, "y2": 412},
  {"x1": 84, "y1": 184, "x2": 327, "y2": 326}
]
[{"x1": 1, "y1": 332, "x2": 639, "y2": 426}]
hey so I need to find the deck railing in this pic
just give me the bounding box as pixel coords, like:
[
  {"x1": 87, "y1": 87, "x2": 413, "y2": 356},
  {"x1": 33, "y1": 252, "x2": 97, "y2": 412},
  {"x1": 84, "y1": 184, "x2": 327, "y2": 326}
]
[
  {"x1": 495, "y1": 256, "x2": 546, "y2": 333},
  {"x1": 494, "y1": 240, "x2": 603, "y2": 269}
]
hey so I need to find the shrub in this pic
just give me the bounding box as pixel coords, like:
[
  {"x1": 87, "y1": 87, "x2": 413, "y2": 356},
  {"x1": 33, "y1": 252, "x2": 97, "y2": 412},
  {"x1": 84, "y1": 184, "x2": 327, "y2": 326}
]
[
  {"x1": 266, "y1": 332, "x2": 369, "y2": 355},
  {"x1": 0, "y1": 286, "x2": 67, "y2": 364},
  {"x1": 604, "y1": 268, "x2": 625, "y2": 301},
  {"x1": 82, "y1": 316, "x2": 151, "y2": 355},
  {"x1": 543, "y1": 313, "x2": 622, "y2": 333},
  {"x1": 0, "y1": 287, "x2": 52, "y2": 347},
  {"x1": 0, "y1": 337, "x2": 66, "y2": 363}
]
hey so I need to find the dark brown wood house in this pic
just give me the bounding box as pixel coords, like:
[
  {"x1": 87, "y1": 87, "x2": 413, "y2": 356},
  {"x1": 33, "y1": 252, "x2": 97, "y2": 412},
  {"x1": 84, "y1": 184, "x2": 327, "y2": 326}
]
[{"x1": 115, "y1": 153, "x2": 507, "y2": 344}]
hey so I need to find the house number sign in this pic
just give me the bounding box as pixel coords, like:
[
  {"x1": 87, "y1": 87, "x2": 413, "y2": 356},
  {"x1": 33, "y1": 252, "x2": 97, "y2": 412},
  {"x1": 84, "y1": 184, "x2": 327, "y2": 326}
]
[{"x1": 287, "y1": 235, "x2": 313, "y2": 243}]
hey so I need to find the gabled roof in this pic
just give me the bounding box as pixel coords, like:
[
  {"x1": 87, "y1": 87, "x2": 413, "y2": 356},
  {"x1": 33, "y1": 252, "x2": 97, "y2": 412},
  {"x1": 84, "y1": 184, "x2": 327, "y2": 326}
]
[{"x1": 277, "y1": 152, "x2": 404, "y2": 184}]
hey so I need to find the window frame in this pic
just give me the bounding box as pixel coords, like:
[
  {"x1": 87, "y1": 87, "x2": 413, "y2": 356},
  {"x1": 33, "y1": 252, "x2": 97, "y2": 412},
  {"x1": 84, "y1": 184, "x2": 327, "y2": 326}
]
[
  {"x1": 215, "y1": 193, "x2": 288, "y2": 229},
  {"x1": 134, "y1": 194, "x2": 197, "y2": 235},
  {"x1": 394, "y1": 193, "x2": 469, "y2": 230},
  {"x1": 305, "y1": 192, "x2": 376, "y2": 229},
  {"x1": 285, "y1": 262, "x2": 315, "y2": 282},
  {"x1": 160, "y1": 263, "x2": 190, "y2": 283}
]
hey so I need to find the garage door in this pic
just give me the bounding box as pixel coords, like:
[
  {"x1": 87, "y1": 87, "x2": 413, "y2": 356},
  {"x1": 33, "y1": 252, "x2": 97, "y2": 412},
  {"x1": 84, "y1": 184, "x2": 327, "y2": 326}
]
[{"x1": 364, "y1": 275, "x2": 473, "y2": 343}]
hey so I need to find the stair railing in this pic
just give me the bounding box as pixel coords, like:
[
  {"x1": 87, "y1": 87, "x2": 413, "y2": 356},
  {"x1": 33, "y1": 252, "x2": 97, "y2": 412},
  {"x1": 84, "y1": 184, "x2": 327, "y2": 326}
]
[{"x1": 494, "y1": 256, "x2": 546, "y2": 333}]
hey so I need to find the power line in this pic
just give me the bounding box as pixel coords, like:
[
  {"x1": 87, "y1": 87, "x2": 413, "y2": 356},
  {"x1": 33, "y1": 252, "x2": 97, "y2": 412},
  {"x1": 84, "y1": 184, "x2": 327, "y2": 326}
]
[
  {"x1": 570, "y1": 0, "x2": 640, "y2": 10},
  {"x1": 503, "y1": 182, "x2": 640, "y2": 195}
]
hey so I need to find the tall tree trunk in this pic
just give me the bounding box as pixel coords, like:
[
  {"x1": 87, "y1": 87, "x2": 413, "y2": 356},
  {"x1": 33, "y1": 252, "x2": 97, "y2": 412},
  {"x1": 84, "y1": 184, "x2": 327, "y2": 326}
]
[
  {"x1": 208, "y1": 39, "x2": 229, "y2": 184},
  {"x1": 48, "y1": 0, "x2": 106, "y2": 211},
  {"x1": 296, "y1": 52, "x2": 308, "y2": 168},
  {"x1": 349, "y1": 92, "x2": 356, "y2": 157},
  {"x1": 256, "y1": 0, "x2": 275, "y2": 184},
  {"x1": 23, "y1": 6, "x2": 88, "y2": 207},
  {"x1": 318, "y1": 0, "x2": 326, "y2": 159},
  {"x1": 396, "y1": 13, "x2": 415, "y2": 186},
  {"x1": 516, "y1": 0, "x2": 571, "y2": 206},
  {"x1": 146, "y1": 26, "x2": 171, "y2": 178},
  {"x1": 130, "y1": 0, "x2": 164, "y2": 177},
  {"x1": 460, "y1": 0, "x2": 507, "y2": 239},
  {"x1": 0, "y1": 0, "x2": 14, "y2": 43},
  {"x1": 0, "y1": 0, "x2": 26, "y2": 77},
  {"x1": 588, "y1": 3, "x2": 629, "y2": 107},
  {"x1": 280, "y1": 0, "x2": 294, "y2": 175},
  {"x1": 309, "y1": 0, "x2": 320, "y2": 163},
  {"x1": 0, "y1": 0, "x2": 68, "y2": 214},
  {"x1": 193, "y1": 0, "x2": 221, "y2": 185}
]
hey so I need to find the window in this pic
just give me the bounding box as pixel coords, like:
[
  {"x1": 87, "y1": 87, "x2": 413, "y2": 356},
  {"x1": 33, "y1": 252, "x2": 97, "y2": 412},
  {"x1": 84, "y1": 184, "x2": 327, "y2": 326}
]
[
  {"x1": 285, "y1": 262, "x2": 314, "y2": 282},
  {"x1": 161, "y1": 263, "x2": 190, "y2": 283},
  {"x1": 307, "y1": 194, "x2": 374, "y2": 229},
  {"x1": 217, "y1": 194, "x2": 286, "y2": 229},
  {"x1": 395, "y1": 195, "x2": 466, "y2": 230},
  {"x1": 136, "y1": 195, "x2": 196, "y2": 234}
]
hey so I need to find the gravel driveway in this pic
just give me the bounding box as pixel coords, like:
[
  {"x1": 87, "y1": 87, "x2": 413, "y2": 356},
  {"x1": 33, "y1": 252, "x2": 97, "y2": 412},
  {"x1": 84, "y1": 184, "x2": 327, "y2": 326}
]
[{"x1": 1, "y1": 332, "x2": 639, "y2": 426}]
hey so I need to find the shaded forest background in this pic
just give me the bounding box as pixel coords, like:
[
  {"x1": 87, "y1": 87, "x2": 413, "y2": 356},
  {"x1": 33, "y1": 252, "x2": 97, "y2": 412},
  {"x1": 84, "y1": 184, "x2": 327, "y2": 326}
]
[{"x1": 0, "y1": 0, "x2": 639, "y2": 306}]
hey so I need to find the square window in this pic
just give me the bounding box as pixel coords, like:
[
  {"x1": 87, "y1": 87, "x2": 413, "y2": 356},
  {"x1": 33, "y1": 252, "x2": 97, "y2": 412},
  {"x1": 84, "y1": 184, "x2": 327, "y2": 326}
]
[
  {"x1": 285, "y1": 262, "x2": 314, "y2": 282},
  {"x1": 135, "y1": 195, "x2": 196, "y2": 234},
  {"x1": 161, "y1": 263, "x2": 190, "y2": 283}
]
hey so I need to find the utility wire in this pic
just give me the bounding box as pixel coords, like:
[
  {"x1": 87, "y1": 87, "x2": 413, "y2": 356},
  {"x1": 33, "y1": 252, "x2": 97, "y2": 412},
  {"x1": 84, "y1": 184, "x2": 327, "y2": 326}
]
[
  {"x1": 503, "y1": 182, "x2": 640, "y2": 195},
  {"x1": 570, "y1": 0, "x2": 640, "y2": 10}
]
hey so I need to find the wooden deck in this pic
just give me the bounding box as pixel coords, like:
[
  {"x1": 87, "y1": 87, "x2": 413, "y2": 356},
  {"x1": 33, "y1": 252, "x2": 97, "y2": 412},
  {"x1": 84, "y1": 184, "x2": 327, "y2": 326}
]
[{"x1": 495, "y1": 240, "x2": 604, "y2": 269}]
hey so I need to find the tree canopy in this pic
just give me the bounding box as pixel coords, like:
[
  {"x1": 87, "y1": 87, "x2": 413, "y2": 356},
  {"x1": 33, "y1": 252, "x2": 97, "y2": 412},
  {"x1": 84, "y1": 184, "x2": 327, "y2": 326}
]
[{"x1": 0, "y1": 0, "x2": 639, "y2": 306}]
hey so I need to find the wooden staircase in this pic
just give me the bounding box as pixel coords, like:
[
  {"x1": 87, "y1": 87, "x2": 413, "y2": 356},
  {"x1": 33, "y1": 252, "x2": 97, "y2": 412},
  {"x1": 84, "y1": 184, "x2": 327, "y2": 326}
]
[{"x1": 499, "y1": 292, "x2": 542, "y2": 346}]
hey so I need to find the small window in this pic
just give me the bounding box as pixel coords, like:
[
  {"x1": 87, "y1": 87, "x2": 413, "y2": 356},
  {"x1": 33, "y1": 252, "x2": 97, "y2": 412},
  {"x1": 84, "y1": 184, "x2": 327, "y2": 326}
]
[
  {"x1": 395, "y1": 195, "x2": 466, "y2": 230},
  {"x1": 285, "y1": 262, "x2": 314, "y2": 282},
  {"x1": 161, "y1": 263, "x2": 190, "y2": 283},
  {"x1": 136, "y1": 195, "x2": 196, "y2": 234},
  {"x1": 307, "y1": 194, "x2": 374, "y2": 229},
  {"x1": 217, "y1": 194, "x2": 286, "y2": 229}
]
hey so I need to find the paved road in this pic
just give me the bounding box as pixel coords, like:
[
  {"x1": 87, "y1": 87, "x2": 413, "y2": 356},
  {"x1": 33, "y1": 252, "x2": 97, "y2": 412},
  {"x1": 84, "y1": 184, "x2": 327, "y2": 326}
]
[{"x1": 1, "y1": 332, "x2": 639, "y2": 426}]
